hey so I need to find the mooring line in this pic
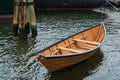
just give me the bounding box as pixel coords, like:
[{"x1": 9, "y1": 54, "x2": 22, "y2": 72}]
[
  {"x1": 110, "y1": 0, "x2": 120, "y2": 5},
  {"x1": 7, "y1": 53, "x2": 41, "y2": 80},
  {"x1": 105, "y1": 0, "x2": 119, "y2": 11},
  {"x1": 100, "y1": 0, "x2": 119, "y2": 24}
]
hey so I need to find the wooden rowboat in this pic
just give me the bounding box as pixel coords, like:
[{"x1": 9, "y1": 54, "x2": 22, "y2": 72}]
[{"x1": 37, "y1": 23, "x2": 106, "y2": 72}]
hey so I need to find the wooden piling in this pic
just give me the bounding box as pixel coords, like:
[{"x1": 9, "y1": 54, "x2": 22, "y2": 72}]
[{"x1": 13, "y1": 0, "x2": 37, "y2": 38}]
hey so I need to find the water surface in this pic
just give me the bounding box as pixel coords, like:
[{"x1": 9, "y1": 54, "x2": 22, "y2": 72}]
[{"x1": 0, "y1": 8, "x2": 120, "y2": 80}]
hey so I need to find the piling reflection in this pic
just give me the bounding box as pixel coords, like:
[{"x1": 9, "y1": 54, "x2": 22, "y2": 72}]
[{"x1": 49, "y1": 49, "x2": 104, "y2": 80}]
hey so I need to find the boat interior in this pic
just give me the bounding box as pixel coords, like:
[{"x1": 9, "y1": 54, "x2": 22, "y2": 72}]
[{"x1": 40, "y1": 24, "x2": 104, "y2": 56}]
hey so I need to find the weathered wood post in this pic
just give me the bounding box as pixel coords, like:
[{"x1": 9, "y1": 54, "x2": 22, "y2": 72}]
[{"x1": 13, "y1": 0, "x2": 37, "y2": 38}]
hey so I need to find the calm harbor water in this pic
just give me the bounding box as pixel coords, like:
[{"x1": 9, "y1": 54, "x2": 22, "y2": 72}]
[{"x1": 0, "y1": 7, "x2": 120, "y2": 80}]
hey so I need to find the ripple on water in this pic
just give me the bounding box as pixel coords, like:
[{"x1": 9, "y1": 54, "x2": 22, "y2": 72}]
[{"x1": 0, "y1": 8, "x2": 120, "y2": 80}]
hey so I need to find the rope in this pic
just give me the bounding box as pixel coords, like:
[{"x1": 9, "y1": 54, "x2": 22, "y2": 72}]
[
  {"x1": 7, "y1": 53, "x2": 42, "y2": 80},
  {"x1": 105, "y1": 0, "x2": 119, "y2": 11},
  {"x1": 110, "y1": 0, "x2": 120, "y2": 5},
  {"x1": 100, "y1": 0, "x2": 119, "y2": 24}
]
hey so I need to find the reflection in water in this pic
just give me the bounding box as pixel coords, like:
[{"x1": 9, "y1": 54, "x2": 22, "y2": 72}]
[
  {"x1": 12, "y1": 38, "x2": 36, "y2": 55},
  {"x1": 0, "y1": 20, "x2": 13, "y2": 37},
  {"x1": 49, "y1": 49, "x2": 104, "y2": 80},
  {"x1": 0, "y1": 38, "x2": 37, "y2": 80}
]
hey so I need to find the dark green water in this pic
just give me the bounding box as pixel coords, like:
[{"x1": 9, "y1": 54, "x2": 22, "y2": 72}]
[{"x1": 0, "y1": 8, "x2": 120, "y2": 80}]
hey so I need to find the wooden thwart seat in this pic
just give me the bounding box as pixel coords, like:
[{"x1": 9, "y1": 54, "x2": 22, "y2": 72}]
[
  {"x1": 58, "y1": 47, "x2": 81, "y2": 53},
  {"x1": 50, "y1": 50, "x2": 59, "y2": 55},
  {"x1": 74, "y1": 39, "x2": 100, "y2": 45},
  {"x1": 78, "y1": 45, "x2": 94, "y2": 50}
]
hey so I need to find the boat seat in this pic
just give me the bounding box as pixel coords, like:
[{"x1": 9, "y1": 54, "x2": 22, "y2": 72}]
[
  {"x1": 58, "y1": 47, "x2": 81, "y2": 53},
  {"x1": 74, "y1": 39, "x2": 100, "y2": 45},
  {"x1": 50, "y1": 50, "x2": 59, "y2": 55},
  {"x1": 78, "y1": 45, "x2": 95, "y2": 50}
]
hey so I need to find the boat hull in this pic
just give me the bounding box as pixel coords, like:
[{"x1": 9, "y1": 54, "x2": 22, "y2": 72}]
[
  {"x1": 34, "y1": 0, "x2": 106, "y2": 11},
  {"x1": 39, "y1": 49, "x2": 98, "y2": 72}
]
